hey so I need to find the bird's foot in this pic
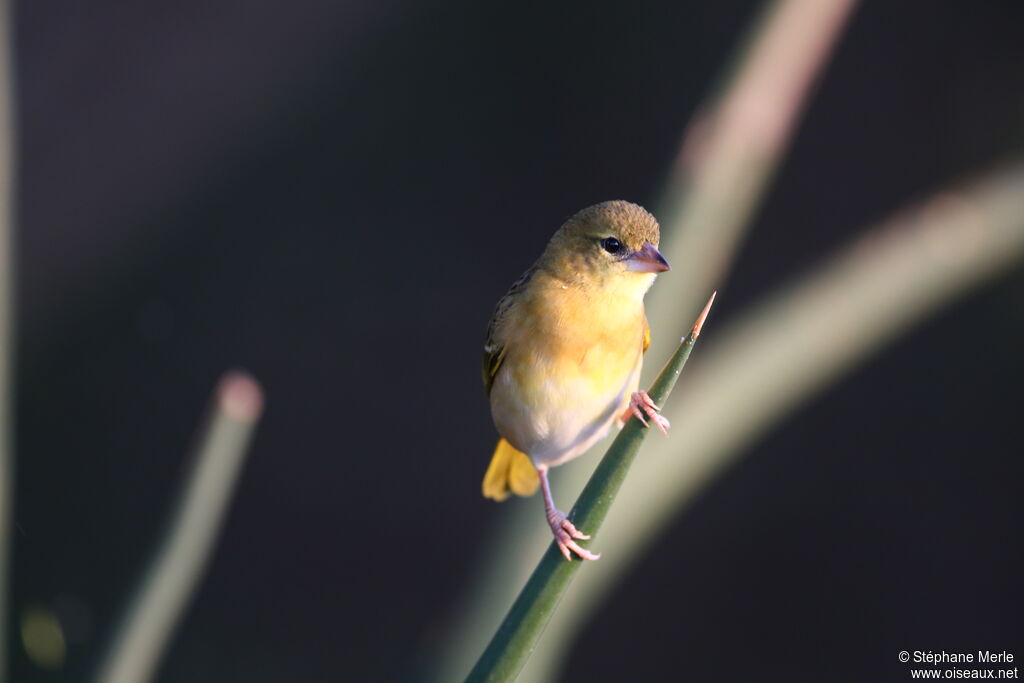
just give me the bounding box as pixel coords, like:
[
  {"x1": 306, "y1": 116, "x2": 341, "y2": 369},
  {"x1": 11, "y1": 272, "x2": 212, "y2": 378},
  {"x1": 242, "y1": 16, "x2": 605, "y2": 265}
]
[
  {"x1": 628, "y1": 391, "x2": 671, "y2": 435},
  {"x1": 546, "y1": 509, "x2": 600, "y2": 561}
]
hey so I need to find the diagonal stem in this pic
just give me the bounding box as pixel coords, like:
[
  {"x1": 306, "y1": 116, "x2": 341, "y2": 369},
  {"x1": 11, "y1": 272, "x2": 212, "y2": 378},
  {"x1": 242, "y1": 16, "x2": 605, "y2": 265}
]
[
  {"x1": 94, "y1": 371, "x2": 264, "y2": 683},
  {"x1": 464, "y1": 295, "x2": 714, "y2": 683}
]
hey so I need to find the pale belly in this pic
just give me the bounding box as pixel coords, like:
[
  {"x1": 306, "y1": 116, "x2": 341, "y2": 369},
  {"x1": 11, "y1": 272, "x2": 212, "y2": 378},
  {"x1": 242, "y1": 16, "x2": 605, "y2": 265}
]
[{"x1": 490, "y1": 346, "x2": 642, "y2": 467}]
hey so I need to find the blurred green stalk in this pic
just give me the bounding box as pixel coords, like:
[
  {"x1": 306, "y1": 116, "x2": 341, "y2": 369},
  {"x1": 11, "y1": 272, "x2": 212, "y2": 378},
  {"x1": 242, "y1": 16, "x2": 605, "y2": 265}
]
[
  {"x1": 95, "y1": 372, "x2": 264, "y2": 683},
  {"x1": 649, "y1": 0, "x2": 858, "y2": 355},
  {"x1": 0, "y1": 0, "x2": 14, "y2": 679},
  {"x1": 465, "y1": 297, "x2": 714, "y2": 683}
]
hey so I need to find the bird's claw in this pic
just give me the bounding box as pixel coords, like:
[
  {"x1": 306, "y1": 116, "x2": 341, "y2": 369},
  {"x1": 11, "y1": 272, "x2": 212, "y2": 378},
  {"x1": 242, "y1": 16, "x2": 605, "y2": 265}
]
[
  {"x1": 547, "y1": 510, "x2": 600, "y2": 561},
  {"x1": 629, "y1": 391, "x2": 671, "y2": 435}
]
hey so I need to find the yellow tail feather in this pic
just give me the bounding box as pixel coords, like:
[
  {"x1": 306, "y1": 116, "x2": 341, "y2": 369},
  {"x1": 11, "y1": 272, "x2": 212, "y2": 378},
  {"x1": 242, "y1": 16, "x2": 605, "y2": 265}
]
[{"x1": 482, "y1": 438, "x2": 539, "y2": 501}]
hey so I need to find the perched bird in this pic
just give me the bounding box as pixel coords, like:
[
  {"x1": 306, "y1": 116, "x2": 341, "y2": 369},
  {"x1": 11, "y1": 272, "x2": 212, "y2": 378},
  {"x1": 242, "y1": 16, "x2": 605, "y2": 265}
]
[{"x1": 482, "y1": 200, "x2": 671, "y2": 561}]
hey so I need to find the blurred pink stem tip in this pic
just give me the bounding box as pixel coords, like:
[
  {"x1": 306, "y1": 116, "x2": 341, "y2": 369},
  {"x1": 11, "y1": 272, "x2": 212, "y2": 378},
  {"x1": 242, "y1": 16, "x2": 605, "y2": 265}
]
[{"x1": 217, "y1": 369, "x2": 264, "y2": 421}]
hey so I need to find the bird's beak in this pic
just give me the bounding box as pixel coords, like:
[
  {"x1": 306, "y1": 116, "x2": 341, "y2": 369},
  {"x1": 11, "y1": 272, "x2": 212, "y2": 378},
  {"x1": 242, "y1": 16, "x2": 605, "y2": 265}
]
[{"x1": 625, "y1": 241, "x2": 670, "y2": 273}]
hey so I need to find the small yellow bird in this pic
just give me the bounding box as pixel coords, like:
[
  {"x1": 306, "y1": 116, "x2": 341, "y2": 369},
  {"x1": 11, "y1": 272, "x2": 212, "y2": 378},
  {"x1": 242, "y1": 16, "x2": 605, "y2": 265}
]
[{"x1": 482, "y1": 200, "x2": 671, "y2": 561}]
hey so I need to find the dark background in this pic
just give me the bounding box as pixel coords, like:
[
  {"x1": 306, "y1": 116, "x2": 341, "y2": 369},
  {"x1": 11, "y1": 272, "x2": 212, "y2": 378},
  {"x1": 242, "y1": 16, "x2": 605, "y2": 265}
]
[{"x1": 12, "y1": 1, "x2": 1024, "y2": 681}]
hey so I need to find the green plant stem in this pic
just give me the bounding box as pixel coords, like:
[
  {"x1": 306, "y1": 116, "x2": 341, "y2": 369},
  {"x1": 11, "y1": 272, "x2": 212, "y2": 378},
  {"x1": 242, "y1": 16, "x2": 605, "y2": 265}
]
[
  {"x1": 95, "y1": 371, "x2": 264, "y2": 683},
  {"x1": 649, "y1": 0, "x2": 857, "y2": 354},
  {"x1": 464, "y1": 296, "x2": 714, "y2": 683},
  {"x1": 0, "y1": 0, "x2": 14, "y2": 679}
]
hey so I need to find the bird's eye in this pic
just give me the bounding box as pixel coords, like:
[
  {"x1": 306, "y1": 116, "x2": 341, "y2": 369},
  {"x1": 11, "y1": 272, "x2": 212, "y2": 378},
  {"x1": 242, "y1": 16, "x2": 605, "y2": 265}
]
[{"x1": 600, "y1": 237, "x2": 622, "y2": 254}]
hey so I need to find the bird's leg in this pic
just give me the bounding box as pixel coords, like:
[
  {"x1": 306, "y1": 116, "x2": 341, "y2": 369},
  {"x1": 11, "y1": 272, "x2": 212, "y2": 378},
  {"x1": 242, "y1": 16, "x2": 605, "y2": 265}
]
[
  {"x1": 627, "y1": 391, "x2": 671, "y2": 435},
  {"x1": 536, "y1": 464, "x2": 600, "y2": 561}
]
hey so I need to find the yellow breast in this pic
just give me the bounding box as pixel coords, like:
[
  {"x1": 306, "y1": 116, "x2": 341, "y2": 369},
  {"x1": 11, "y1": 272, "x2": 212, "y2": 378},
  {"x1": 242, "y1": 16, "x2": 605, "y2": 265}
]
[{"x1": 489, "y1": 271, "x2": 647, "y2": 466}]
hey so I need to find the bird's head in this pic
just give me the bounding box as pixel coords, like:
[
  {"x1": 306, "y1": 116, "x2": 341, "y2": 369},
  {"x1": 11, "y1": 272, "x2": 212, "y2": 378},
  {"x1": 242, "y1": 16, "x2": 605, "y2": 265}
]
[{"x1": 542, "y1": 200, "x2": 669, "y2": 298}]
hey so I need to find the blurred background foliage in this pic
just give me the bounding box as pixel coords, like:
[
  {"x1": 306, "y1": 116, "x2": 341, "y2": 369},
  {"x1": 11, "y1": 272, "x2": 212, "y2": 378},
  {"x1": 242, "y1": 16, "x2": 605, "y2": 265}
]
[{"x1": 7, "y1": 0, "x2": 1024, "y2": 681}]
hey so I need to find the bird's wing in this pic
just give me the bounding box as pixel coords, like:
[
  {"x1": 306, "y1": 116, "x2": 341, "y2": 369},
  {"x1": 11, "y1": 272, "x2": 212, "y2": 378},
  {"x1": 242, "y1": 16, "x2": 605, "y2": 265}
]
[
  {"x1": 642, "y1": 308, "x2": 651, "y2": 353},
  {"x1": 483, "y1": 264, "x2": 537, "y2": 396}
]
